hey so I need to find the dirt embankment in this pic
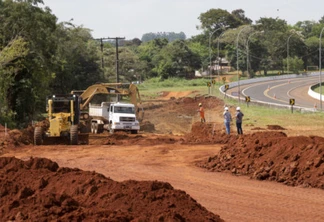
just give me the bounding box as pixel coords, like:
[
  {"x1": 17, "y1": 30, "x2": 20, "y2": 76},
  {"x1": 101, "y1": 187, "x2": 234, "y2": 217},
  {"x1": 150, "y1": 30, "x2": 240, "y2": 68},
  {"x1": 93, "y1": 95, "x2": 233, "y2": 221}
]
[
  {"x1": 191, "y1": 123, "x2": 324, "y2": 189},
  {"x1": 0, "y1": 157, "x2": 223, "y2": 222}
]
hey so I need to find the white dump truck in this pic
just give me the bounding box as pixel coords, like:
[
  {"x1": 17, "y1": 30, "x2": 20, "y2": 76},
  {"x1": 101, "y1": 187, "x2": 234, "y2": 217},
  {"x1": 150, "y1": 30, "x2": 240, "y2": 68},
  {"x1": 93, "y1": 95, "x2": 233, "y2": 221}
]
[{"x1": 89, "y1": 102, "x2": 140, "y2": 134}]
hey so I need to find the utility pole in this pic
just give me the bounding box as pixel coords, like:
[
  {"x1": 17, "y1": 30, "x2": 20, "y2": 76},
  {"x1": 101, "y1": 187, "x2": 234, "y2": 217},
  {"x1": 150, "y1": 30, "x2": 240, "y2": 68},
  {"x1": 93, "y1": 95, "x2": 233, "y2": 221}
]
[
  {"x1": 94, "y1": 38, "x2": 105, "y2": 69},
  {"x1": 108, "y1": 37, "x2": 125, "y2": 83},
  {"x1": 100, "y1": 38, "x2": 104, "y2": 69},
  {"x1": 95, "y1": 37, "x2": 125, "y2": 81}
]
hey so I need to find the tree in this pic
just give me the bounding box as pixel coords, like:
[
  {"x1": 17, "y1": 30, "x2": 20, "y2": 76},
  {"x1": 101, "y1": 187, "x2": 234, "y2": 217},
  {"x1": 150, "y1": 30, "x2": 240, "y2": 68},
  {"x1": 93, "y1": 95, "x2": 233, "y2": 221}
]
[
  {"x1": 196, "y1": 8, "x2": 249, "y2": 75},
  {"x1": 231, "y1": 9, "x2": 252, "y2": 25},
  {"x1": 0, "y1": 0, "x2": 103, "y2": 126},
  {"x1": 198, "y1": 8, "x2": 242, "y2": 33},
  {"x1": 319, "y1": 16, "x2": 324, "y2": 24},
  {"x1": 123, "y1": 38, "x2": 142, "y2": 47},
  {"x1": 137, "y1": 38, "x2": 169, "y2": 78},
  {"x1": 0, "y1": 37, "x2": 28, "y2": 67},
  {"x1": 141, "y1": 32, "x2": 186, "y2": 42},
  {"x1": 246, "y1": 33, "x2": 267, "y2": 78},
  {"x1": 155, "y1": 40, "x2": 201, "y2": 79},
  {"x1": 0, "y1": 0, "x2": 58, "y2": 125},
  {"x1": 187, "y1": 41, "x2": 209, "y2": 72},
  {"x1": 119, "y1": 47, "x2": 146, "y2": 83},
  {"x1": 283, "y1": 56, "x2": 304, "y2": 73},
  {"x1": 256, "y1": 18, "x2": 290, "y2": 73},
  {"x1": 0, "y1": 37, "x2": 29, "y2": 127},
  {"x1": 294, "y1": 20, "x2": 316, "y2": 38},
  {"x1": 50, "y1": 23, "x2": 103, "y2": 93}
]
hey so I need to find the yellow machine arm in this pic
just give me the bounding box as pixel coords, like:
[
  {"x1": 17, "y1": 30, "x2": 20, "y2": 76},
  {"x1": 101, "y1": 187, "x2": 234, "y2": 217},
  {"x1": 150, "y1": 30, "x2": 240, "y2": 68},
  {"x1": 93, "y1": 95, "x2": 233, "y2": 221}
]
[{"x1": 71, "y1": 83, "x2": 141, "y2": 110}]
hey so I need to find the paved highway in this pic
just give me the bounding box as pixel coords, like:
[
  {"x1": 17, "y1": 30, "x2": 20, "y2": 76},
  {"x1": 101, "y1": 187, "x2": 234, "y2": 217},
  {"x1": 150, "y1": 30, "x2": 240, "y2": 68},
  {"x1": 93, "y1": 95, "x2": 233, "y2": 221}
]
[{"x1": 225, "y1": 75, "x2": 322, "y2": 109}]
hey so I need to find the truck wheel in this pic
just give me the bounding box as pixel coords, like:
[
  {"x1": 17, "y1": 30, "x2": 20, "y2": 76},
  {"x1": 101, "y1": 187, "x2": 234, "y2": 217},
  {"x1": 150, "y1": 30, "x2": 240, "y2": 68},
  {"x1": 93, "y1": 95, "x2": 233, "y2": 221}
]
[
  {"x1": 131, "y1": 130, "x2": 138, "y2": 134},
  {"x1": 34, "y1": 127, "x2": 43, "y2": 145},
  {"x1": 94, "y1": 123, "x2": 98, "y2": 134},
  {"x1": 70, "y1": 125, "x2": 78, "y2": 145},
  {"x1": 91, "y1": 123, "x2": 95, "y2": 134}
]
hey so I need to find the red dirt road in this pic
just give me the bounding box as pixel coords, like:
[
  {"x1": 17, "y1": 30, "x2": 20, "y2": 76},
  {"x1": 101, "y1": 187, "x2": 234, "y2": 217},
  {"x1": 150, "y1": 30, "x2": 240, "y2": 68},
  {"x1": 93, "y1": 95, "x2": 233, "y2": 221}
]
[
  {"x1": 1, "y1": 93, "x2": 324, "y2": 221},
  {"x1": 4, "y1": 140, "x2": 324, "y2": 222}
]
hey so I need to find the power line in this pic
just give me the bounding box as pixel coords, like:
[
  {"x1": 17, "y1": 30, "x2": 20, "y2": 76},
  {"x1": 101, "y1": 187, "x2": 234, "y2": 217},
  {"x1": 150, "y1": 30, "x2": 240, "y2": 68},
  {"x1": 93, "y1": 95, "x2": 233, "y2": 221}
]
[
  {"x1": 95, "y1": 37, "x2": 125, "y2": 83},
  {"x1": 108, "y1": 37, "x2": 125, "y2": 83}
]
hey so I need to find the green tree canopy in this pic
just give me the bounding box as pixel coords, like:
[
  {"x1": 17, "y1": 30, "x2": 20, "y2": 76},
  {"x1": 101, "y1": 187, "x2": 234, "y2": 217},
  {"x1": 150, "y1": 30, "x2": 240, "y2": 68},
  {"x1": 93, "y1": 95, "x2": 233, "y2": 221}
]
[
  {"x1": 141, "y1": 32, "x2": 186, "y2": 42},
  {"x1": 0, "y1": 0, "x2": 57, "y2": 125}
]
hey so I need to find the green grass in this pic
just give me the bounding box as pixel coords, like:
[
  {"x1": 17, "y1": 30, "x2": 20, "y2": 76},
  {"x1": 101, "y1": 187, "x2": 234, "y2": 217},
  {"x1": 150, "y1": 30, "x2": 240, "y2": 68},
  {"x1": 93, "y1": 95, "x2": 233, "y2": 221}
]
[
  {"x1": 313, "y1": 86, "x2": 324, "y2": 94},
  {"x1": 138, "y1": 77, "x2": 210, "y2": 99},
  {"x1": 222, "y1": 96, "x2": 324, "y2": 126}
]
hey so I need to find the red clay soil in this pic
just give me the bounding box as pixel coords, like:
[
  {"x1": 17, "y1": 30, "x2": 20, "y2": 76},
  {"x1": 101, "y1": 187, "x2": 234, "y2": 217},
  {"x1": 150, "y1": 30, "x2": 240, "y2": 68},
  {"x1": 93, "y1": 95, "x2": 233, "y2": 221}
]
[
  {"x1": 195, "y1": 125, "x2": 324, "y2": 189},
  {"x1": 1, "y1": 95, "x2": 324, "y2": 190},
  {"x1": 0, "y1": 157, "x2": 223, "y2": 222},
  {"x1": 0, "y1": 124, "x2": 34, "y2": 153},
  {"x1": 1, "y1": 95, "x2": 324, "y2": 220}
]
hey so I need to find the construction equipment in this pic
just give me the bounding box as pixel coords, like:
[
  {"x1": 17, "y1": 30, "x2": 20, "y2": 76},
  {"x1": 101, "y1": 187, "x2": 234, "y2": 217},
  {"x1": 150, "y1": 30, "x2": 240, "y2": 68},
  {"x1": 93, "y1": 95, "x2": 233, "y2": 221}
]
[
  {"x1": 34, "y1": 94, "x2": 89, "y2": 145},
  {"x1": 89, "y1": 102, "x2": 140, "y2": 134},
  {"x1": 72, "y1": 83, "x2": 144, "y2": 134},
  {"x1": 75, "y1": 83, "x2": 142, "y2": 115}
]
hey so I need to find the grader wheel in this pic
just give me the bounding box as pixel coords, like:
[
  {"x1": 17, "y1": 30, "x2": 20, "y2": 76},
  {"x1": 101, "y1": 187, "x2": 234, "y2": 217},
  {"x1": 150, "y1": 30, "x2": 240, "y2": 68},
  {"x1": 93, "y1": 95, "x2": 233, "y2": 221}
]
[
  {"x1": 34, "y1": 127, "x2": 43, "y2": 146},
  {"x1": 70, "y1": 125, "x2": 78, "y2": 145}
]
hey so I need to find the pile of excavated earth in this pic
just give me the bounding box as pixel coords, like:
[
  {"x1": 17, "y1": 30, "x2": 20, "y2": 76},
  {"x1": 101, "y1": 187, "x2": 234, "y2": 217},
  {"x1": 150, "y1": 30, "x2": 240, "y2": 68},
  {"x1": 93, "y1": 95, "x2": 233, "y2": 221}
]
[
  {"x1": 0, "y1": 93, "x2": 323, "y2": 221},
  {"x1": 0, "y1": 157, "x2": 222, "y2": 221}
]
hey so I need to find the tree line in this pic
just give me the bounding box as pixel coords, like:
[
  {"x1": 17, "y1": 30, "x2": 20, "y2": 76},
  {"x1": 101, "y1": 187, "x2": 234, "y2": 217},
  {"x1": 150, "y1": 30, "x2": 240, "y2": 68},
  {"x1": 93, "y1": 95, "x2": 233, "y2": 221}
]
[
  {"x1": 141, "y1": 32, "x2": 186, "y2": 42},
  {"x1": 1, "y1": 1, "x2": 324, "y2": 127}
]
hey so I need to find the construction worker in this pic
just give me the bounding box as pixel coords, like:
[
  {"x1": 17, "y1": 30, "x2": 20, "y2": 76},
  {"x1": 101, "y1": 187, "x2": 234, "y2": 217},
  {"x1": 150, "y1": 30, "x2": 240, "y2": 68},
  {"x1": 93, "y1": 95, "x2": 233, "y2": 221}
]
[
  {"x1": 223, "y1": 107, "x2": 232, "y2": 134},
  {"x1": 235, "y1": 107, "x2": 244, "y2": 134},
  {"x1": 197, "y1": 103, "x2": 206, "y2": 123}
]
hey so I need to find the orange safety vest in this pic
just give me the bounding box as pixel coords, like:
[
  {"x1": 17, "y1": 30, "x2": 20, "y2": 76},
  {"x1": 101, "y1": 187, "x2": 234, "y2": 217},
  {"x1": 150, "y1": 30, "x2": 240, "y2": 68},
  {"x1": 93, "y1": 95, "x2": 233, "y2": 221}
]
[{"x1": 199, "y1": 107, "x2": 205, "y2": 118}]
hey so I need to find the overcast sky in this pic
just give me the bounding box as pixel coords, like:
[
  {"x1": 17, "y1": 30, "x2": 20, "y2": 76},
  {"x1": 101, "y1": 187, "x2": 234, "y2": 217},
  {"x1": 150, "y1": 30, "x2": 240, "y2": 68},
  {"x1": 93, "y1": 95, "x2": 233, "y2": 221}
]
[{"x1": 43, "y1": 0, "x2": 324, "y2": 40}]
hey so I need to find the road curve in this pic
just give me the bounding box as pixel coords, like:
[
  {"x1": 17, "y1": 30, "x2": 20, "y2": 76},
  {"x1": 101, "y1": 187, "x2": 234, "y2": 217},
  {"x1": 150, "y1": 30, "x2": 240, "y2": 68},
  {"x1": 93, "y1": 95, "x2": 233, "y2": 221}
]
[{"x1": 226, "y1": 75, "x2": 322, "y2": 109}]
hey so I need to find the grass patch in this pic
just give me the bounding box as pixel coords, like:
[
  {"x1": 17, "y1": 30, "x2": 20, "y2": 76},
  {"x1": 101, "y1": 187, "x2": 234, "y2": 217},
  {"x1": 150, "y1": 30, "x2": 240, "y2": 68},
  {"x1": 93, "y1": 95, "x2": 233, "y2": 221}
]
[
  {"x1": 138, "y1": 77, "x2": 210, "y2": 98},
  {"x1": 221, "y1": 96, "x2": 324, "y2": 136}
]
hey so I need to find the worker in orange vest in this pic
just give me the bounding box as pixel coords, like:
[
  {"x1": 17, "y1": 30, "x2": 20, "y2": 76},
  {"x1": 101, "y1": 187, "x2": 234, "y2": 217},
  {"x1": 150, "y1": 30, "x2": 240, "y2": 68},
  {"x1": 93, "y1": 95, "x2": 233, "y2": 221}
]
[{"x1": 198, "y1": 103, "x2": 206, "y2": 123}]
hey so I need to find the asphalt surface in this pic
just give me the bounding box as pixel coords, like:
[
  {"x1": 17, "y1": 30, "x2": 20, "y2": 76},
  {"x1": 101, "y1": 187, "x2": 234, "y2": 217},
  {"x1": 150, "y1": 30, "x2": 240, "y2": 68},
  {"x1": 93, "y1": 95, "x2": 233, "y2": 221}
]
[{"x1": 226, "y1": 75, "x2": 322, "y2": 109}]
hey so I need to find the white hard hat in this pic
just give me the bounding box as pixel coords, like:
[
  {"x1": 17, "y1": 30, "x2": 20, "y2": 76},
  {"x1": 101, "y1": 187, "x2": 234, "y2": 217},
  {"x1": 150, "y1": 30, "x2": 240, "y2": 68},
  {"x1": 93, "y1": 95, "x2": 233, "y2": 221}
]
[
  {"x1": 236, "y1": 107, "x2": 240, "y2": 111},
  {"x1": 225, "y1": 107, "x2": 229, "y2": 111},
  {"x1": 199, "y1": 103, "x2": 202, "y2": 106}
]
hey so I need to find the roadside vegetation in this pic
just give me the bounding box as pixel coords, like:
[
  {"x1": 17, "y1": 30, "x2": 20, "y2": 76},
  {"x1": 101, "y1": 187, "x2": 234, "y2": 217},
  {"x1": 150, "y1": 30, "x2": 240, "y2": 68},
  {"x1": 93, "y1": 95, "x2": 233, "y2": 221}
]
[{"x1": 1, "y1": 0, "x2": 324, "y2": 128}]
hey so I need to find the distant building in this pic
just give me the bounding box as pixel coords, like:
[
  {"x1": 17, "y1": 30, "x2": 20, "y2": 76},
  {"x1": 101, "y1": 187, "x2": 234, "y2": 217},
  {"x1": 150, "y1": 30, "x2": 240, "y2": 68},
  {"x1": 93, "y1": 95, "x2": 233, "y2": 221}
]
[{"x1": 195, "y1": 58, "x2": 231, "y2": 77}]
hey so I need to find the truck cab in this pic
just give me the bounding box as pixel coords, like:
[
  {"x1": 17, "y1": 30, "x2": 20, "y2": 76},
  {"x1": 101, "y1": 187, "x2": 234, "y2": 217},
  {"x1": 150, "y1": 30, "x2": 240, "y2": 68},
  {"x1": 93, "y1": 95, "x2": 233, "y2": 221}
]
[{"x1": 89, "y1": 102, "x2": 140, "y2": 134}]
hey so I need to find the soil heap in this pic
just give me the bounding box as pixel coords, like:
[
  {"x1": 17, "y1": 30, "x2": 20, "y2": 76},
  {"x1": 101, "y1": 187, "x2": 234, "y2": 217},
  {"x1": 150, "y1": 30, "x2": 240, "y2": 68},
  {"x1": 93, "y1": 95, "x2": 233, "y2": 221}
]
[
  {"x1": 196, "y1": 127, "x2": 324, "y2": 189},
  {"x1": 0, "y1": 157, "x2": 224, "y2": 222}
]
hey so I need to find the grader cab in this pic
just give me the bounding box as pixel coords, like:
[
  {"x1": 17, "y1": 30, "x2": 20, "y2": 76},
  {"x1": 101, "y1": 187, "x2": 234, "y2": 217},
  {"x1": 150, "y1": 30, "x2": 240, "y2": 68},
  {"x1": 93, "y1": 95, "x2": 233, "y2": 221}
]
[{"x1": 34, "y1": 94, "x2": 88, "y2": 145}]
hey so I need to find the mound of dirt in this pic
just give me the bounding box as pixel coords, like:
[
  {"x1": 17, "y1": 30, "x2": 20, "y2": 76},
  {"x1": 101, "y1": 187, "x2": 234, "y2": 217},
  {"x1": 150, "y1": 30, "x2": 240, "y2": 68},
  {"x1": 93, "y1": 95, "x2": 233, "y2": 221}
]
[
  {"x1": 183, "y1": 122, "x2": 233, "y2": 144},
  {"x1": 267, "y1": 125, "x2": 286, "y2": 130},
  {"x1": 102, "y1": 131, "x2": 182, "y2": 146},
  {"x1": 0, "y1": 157, "x2": 224, "y2": 222},
  {"x1": 198, "y1": 131, "x2": 324, "y2": 189},
  {"x1": 0, "y1": 124, "x2": 34, "y2": 154},
  {"x1": 140, "y1": 120, "x2": 156, "y2": 132},
  {"x1": 0, "y1": 123, "x2": 34, "y2": 151}
]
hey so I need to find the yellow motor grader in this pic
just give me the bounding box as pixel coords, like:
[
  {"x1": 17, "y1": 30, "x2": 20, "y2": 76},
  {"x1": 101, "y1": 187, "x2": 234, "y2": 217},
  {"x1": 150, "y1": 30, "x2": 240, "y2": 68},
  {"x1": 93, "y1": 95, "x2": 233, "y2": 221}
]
[{"x1": 34, "y1": 94, "x2": 88, "y2": 145}]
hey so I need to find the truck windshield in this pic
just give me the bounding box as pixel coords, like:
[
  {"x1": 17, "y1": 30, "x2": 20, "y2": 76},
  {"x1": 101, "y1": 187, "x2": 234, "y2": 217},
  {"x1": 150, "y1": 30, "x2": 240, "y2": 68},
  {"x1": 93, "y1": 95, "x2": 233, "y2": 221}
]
[{"x1": 114, "y1": 106, "x2": 135, "y2": 114}]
